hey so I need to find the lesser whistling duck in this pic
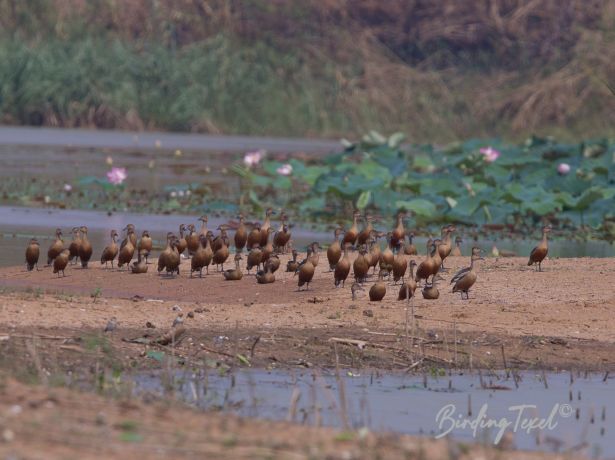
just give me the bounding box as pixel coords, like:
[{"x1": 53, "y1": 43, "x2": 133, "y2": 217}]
[
  {"x1": 398, "y1": 260, "x2": 418, "y2": 300},
  {"x1": 390, "y1": 211, "x2": 407, "y2": 252},
  {"x1": 392, "y1": 249, "x2": 408, "y2": 284},
  {"x1": 273, "y1": 212, "x2": 291, "y2": 252},
  {"x1": 131, "y1": 250, "x2": 148, "y2": 274},
  {"x1": 234, "y1": 214, "x2": 247, "y2": 252},
  {"x1": 261, "y1": 228, "x2": 275, "y2": 263},
  {"x1": 53, "y1": 249, "x2": 70, "y2": 277},
  {"x1": 198, "y1": 215, "x2": 209, "y2": 238},
  {"x1": 357, "y1": 213, "x2": 374, "y2": 246},
  {"x1": 260, "y1": 208, "x2": 275, "y2": 247},
  {"x1": 326, "y1": 228, "x2": 343, "y2": 271},
  {"x1": 451, "y1": 247, "x2": 483, "y2": 283},
  {"x1": 157, "y1": 233, "x2": 175, "y2": 275},
  {"x1": 25, "y1": 238, "x2": 40, "y2": 271},
  {"x1": 268, "y1": 254, "x2": 281, "y2": 273},
  {"x1": 137, "y1": 230, "x2": 152, "y2": 264},
  {"x1": 296, "y1": 254, "x2": 315, "y2": 291},
  {"x1": 451, "y1": 253, "x2": 484, "y2": 299},
  {"x1": 118, "y1": 229, "x2": 135, "y2": 270},
  {"x1": 353, "y1": 245, "x2": 370, "y2": 283},
  {"x1": 186, "y1": 224, "x2": 200, "y2": 256},
  {"x1": 430, "y1": 239, "x2": 443, "y2": 281},
  {"x1": 404, "y1": 232, "x2": 417, "y2": 256},
  {"x1": 334, "y1": 244, "x2": 351, "y2": 288},
  {"x1": 201, "y1": 234, "x2": 214, "y2": 274},
  {"x1": 369, "y1": 270, "x2": 386, "y2": 301},
  {"x1": 175, "y1": 224, "x2": 188, "y2": 256},
  {"x1": 379, "y1": 233, "x2": 395, "y2": 273},
  {"x1": 78, "y1": 226, "x2": 92, "y2": 268},
  {"x1": 213, "y1": 225, "x2": 231, "y2": 252},
  {"x1": 68, "y1": 227, "x2": 82, "y2": 265},
  {"x1": 191, "y1": 235, "x2": 210, "y2": 278},
  {"x1": 415, "y1": 242, "x2": 436, "y2": 285},
  {"x1": 166, "y1": 236, "x2": 181, "y2": 276},
  {"x1": 247, "y1": 244, "x2": 263, "y2": 274},
  {"x1": 100, "y1": 230, "x2": 119, "y2": 268},
  {"x1": 422, "y1": 278, "x2": 440, "y2": 300},
  {"x1": 307, "y1": 242, "x2": 320, "y2": 268},
  {"x1": 47, "y1": 228, "x2": 63, "y2": 266},
  {"x1": 437, "y1": 225, "x2": 455, "y2": 269},
  {"x1": 256, "y1": 261, "x2": 275, "y2": 284},
  {"x1": 223, "y1": 254, "x2": 243, "y2": 280},
  {"x1": 368, "y1": 232, "x2": 381, "y2": 273},
  {"x1": 286, "y1": 249, "x2": 299, "y2": 272},
  {"x1": 247, "y1": 223, "x2": 261, "y2": 249},
  {"x1": 212, "y1": 232, "x2": 230, "y2": 271},
  {"x1": 528, "y1": 225, "x2": 551, "y2": 271},
  {"x1": 450, "y1": 236, "x2": 463, "y2": 257},
  {"x1": 342, "y1": 210, "x2": 361, "y2": 248},
  {"x1": 121, "y1": 224, "x2": 136, "y2": 250}
]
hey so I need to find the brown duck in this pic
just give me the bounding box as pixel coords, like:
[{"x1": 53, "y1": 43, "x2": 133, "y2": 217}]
[
  {"x1": 357, "y1": 213, "x2": 373, "y2": 246},
  {"x1": 268, "y1": 254, "x2": 281, "y2": 273},
  {"x1": 166, "y1": 236, "x2": 181, "y2": 276},
  {"x1": 212, "y1": 234, "x2": 230, "y2": 271},
  {"x1": 398, "y1": 260, "x2": 418, "y2": 300},
  {"x1": 327, "y1": 228, "x2": 343, "y2": 271},
  {"x1": 261, "y1": 228, "x2": 275, "y2": 263},
  {"x1": 369, "y1": 270, "x2": 386, "y2": 301},
  {"x1": 404, "y1": 232, "x2": 417, "y2": 256},
  {"x1": 307, "y1": 242, "x2": 320, "y2": 268},
  {"x1": 157, "y1": 233, "x2": 175, "y2": 275},
  {"x1": 53, "y1": 249, "x2": 70, "y2": 277},
  {"x1": 213, "y1": 226, "x2": 231, "y2": 252},
  {"x1": 47, "y1": 228, "x2": 63, "y2": 265},
  {"x1": 118, "y1": 230, "x2": 135, "y2": 270},
  {"x1": 273, "y1": 212, "x2": 291, "y2": 252},
  {"x1": 234, "y1": 214, "x2": 247, "y2": 252},
  {"x1": 528, "y1": 225, "x2": 551, "y2": 271},
  {"x1": 379, "y1": 234, "x2": 395, "y2": 273},
  {"x1": 25, "y1": 238, "x2": 40, "y2": 271},
  {"x1": 422, "y1": 278, "x2": 440, "y2": 300},
  {"x1": 368, "y1": 232, "x2": 381, "y2": 273},
  {"x1": 100, "y1": 230, "x2": 119, "y2": 268},
  {"x1": 186, "y1": 224, "x2": 200, "y2": 256},
  {"x1": 223, "y1": 254, "x2": 243, "y2": 281},
  {"x1": 191, "y1": 235, "x2": 212, "y2": 278},
  {"x1": 390, "y1": 211, "x2": 406, "y2": 251},
  {"x1": 450, "y1": 246, "x2": 482, "y2": 283},
  {"x1": 121, "y1": 225, "x2": 136, "y2": 251},
  {"x1": 342, "y1": 210, "x2": 361, "y2": 248},
  {"x1": 437, "y1": 225, "x2": 455, "y2": 269},
  {"x1": 452, "y1": 253, "x2": 484, "y2": 299},
  {"x1": 353, "y1": 245, "x2": 370, "y2": 283},
  {"x1": 131, "y1": 250, "x2": 148, "y2": 274},
  {"x1": 296, "y1": 256, "x2": 315, "y2": 291},
  {"x1": 430, "y1": 239, "x2": 443, "y2": 281},
  {"x1": 415, "y1": 242, "x2": 436, "y2": 285},
  {"x1": 137, "y1": 230, "x2": 153, "y2": 264},
  {"x1": 246, "y1": 244, "x2": 263, "y2": 274},
  {"x1": 286, "y1": 249, "x2": 299, "y2": 272},
  {"x1": 175, "y1": 224, "x2": 188, "y2": 256},
  {"x1": 198, "y1": 215, "x2": 209, "y2": 238},
  {"x1": 392, "y1": 249, "x2": 408, "y2": 284},
  {"x1": 450, "y1": 236, "x2": 463, "y2": 257},
  {"x1": 247, "y1": 223, "x2": 262, "y2": 250},
  {"x1": 78, "y1": 226, "x2": 93, "y2": 268},
  {"x1": 256, "y1": 261, "x2": 275, "y2": 284},
  {"x1": 334, "y1": 244, "x2": 351, "y2": 287},
  {"x1": 68, "y1": 227, "x2": 82, "y2": 265},
  {"x1": 260, "y1": 208, "x2": 275, "y2": 247}
]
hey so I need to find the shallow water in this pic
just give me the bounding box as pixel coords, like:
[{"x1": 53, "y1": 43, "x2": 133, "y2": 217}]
[
  {"x1": 1, "y1": 206, "x2": 614, "y2": 267},
  {"x1": 133, "y1": 368, "x2": 613, "y2": 457}
]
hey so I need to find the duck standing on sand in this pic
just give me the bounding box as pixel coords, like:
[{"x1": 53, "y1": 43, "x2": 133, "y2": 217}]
[
  {"x1": 78, "y1": 226, "x2": 93, "y2": 268},
  {"x1": 450, "y1": 236, "x2": 463, "y2": 257},
  {"x1": 437, "y1": 225, "x2": 455, "y2": 270},
  {"x1": 191, "y1": 235, "x2": 210, "y2": 278},
  {"x1": 334, "y1": 244, "x2": 351, "y2": 287},
  {"x1": 186, "y1": 224, "x2": 200, "y2": 256},
  {"x1": 398, "y1": 260, "x2": 417, "y2": 300},
  {"x1": 451, "y1": 253, "x2": 484, "y2": 299},
  {"x1": 212, "y1": 232, "x2": 230, "y2": 271},
  {"x1": 234, "y1": 214, "x2": 247, "y2": 252},
  {"x1": 53, "y1": 249, "x2": 70, "y2": 277},
  {"x1": 415, "y1": 242, "x2": 436, "y2": 285},
  {"x1": 273, "y1": 212, "x2": 291, "y2": 253},
  {"x1": 392, "y1": 249, "x2": 408, "y2": 284},
  {"x1": 47, "y1": 228, "x2": 63, "y2": 266},
  {"x1": 260, "y1": 208, "x2": 275, "y2": 247},
  {"x1": 68, "y1": 227, "x2": 82, "y2": 265},
  {"x1": 357, "y1": 213, "x2": 373, "y2": 247},
  {"x1": 528, "y1": 225, "x2": 551, "y2": 271},
  {"x1": 369, "y1": 270, "x2": 386, "y2": 301},
  {"x1": 100, "y1": 230, "x2": 119, "y2": 268},
  {"x1": 137, "y1": 230, "x2": 153, "y2": 264},
  {"x1": 246, "y1": 244, "x2": 263, "y2": 274},
  {"x1": 25, "y1": 238, "x2": 40, "y2": 271},
  {"x1": 286, "y1": 249, "x2": 299, "y2": 272},
  {"x1": 157, "y1": 233, "x2": 175, "y2": 275},
  {"x1": 353, "y1": 245, "x2": 370, "y2": 283},
  {"x1": 296, "y1": 250, "x2": 315, "y2": 291},
  {"x1": 175, "y1": 224, "x2": 188, "y2": 256},
  {"x1": 118, "y1": 229, "x2": 135, "y2": 270},
  {"x1": 327, "y1": 228, "x2": 343, "y2": 271},
  {"x1": 404, "y1": 232, "x2": 417, "y2": 256},
  {"x1": 342, "y1": 210, "x2": 361, "y2": 249},
  {"x1": 390, "y1": 211, "x2": 406, "y2": 252}
]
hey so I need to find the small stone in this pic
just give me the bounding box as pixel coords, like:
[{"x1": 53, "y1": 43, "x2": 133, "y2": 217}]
[
  {"x1": 146, "y1": 321, "x2": 156, "y2": 329},
  {"x1": 2, "y1": 429, "x2": 14, "y2": 442},
  {"x1": 363, "y1": 309, "x2": 374, "y2": 318},
  {"x1": 172, "y1": 305, "x2": 182, "y2": 312},
  {"x1": 187, "y1": 311, "x2": 194, "y2": 319}
]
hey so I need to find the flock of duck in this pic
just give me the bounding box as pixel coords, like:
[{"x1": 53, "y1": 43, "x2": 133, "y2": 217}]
[{"x1": 23, "y1": 209, "x2": 552, "y2": 302}]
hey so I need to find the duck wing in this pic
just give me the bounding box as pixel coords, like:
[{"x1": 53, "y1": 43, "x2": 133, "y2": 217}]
[{"x1": 450, "y1": 266, "x2": 470, "y2": 284}]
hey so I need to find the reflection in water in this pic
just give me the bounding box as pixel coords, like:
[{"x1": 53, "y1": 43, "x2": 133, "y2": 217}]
[{"x1": 132, "y1": 368, "x2": 613, "y2": 456}]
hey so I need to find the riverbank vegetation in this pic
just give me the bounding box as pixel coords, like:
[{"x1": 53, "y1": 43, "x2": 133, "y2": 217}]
[{"x1": 0, "y1": 0, "x2": 614, "y2": 141}]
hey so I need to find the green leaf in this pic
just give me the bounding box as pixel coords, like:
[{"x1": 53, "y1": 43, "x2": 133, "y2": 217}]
[
  {"x1": 236, "y1": 354, "x2": 251, "y2": 366},
  {"x1": 146, "y1": 350, "x2": 165, "y2": 362},
  {"x1": 356, "y1": 190, "x2": 371, "y2": 210},
  {"x1": 395, "y1": 198, "x2": 436, "y2": 217}
]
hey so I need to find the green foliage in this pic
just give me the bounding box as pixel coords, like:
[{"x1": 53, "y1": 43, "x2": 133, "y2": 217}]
[{"x1": 240, "y1": 132, "x2": 615, "y2": 232}]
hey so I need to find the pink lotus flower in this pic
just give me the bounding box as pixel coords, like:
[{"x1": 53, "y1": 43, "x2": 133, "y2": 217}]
[
  {"x1": 479, "y1": 146, "x2": 500, "y2": 163},
  {"x1": 243, "y1": 149, "x2": 264, "y2": 168},
  {"x1": 106, "y1": 167, "x2": 127, "y2": 185},
  {"x1": 63, "y1": 184, "x2": 72, "y2": 192},
  {"x1": 276, "y1": 164, "x2": 293, "y2": 176},
  {"x1": 557, "y1": 163, "x2": 571, "y2": 175}
]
